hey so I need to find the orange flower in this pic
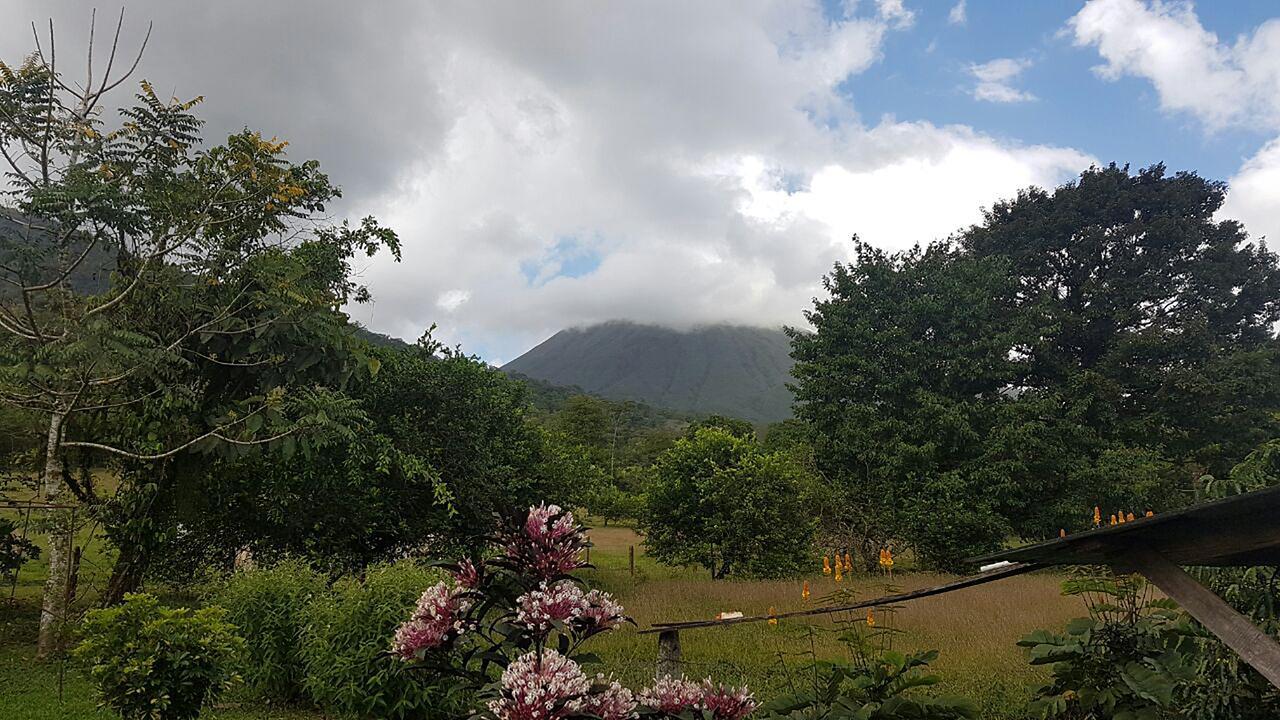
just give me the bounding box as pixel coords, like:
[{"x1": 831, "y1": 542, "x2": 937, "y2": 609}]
[
  {"x1": 1093, "y1": 506, "x2": 1101, "y2": 527},
  {"x1": 1059, "y1": 528, "x2": 1066, "y2": 538},
  {"x1": 865, "y1": 610, "x2": 875, "y2": 627},
  {"x1": 802, "y1": 580, "x2": 810, "y2": 601},
  {"x1": 1145, "y1": 510, "x2": 1154, "y2": 518},
  {"x1": 1109, "y1": 514, "x2": 1117, "y2": 526},
  {"x1": 844, "y1": 552, "x2": 853, "y2": 571},
  {"x1": 823, "y1": 555, "x2": 831, "y2": 575},
  {"x1": 834, "y1": 565, "x2": 843, "y2": 583},
  {"x1": 768, "y1": 606, "x2": 778, "y2": 626},
  {"x1": 1126, "y1": 512, "x2": 1135, "y2": 522}
]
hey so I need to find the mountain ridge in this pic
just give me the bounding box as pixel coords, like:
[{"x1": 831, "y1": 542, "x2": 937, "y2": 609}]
[{"x1": 501, "y1": 321, "x2": 795, "y2": 423}]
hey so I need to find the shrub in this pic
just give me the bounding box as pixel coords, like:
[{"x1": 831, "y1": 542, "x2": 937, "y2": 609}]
[
  {"x1": 74, "y1": 593, "x2": 243, "y2": 720},
  {"x1": 299, "y1": 560, "x2": 464, "y2": 719},
  {"x1": 209, "y1": 559, "x2": 325, "y2": 701}
]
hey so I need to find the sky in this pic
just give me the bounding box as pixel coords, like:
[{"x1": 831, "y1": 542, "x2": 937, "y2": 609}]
[{"x1": 4, "y1": 1, "x2": 1280, "y2": 364}]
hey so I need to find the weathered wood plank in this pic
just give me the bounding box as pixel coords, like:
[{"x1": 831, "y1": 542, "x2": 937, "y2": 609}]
[
  {"x1": 656, "y1": 629, "x2": 682, "y2": 679},
  {"x1": 1125, "y1": 546, "x2": 1280, "y2": 689}
]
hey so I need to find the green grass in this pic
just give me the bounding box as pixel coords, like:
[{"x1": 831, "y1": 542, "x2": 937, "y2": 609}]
[{"x1": 1, "y1": 513, "x2": 1084, "y2": 719}]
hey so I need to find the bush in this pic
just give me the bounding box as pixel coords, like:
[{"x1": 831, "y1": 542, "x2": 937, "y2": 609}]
[
  {"x1": 209, "y1": 560, "x2": 325, "y2": 701},
  {"x1": 75, "y1": 593, "x2": 243, "y2": 720},
  {"x1": 299, "y1": 560, "x2": 464, "y2": 719}
]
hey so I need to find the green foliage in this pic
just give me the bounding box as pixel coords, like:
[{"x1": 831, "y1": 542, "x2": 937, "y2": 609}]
[
  {"x1": 642, "y1": 427, "x2": 817, "y2": 578},
  {"x1": 208, "y1": 560, "x2": 326, "y2": 701},
  {"x1": 74, "y1": 594, "x2": 243, "y2": 720},
  {"x1": 0, "y1": 515, "x2": 38, "y2": 580},
  {"x1": 760, "y1": 650, "x2": 976, "y2": 719},
  {"x1": 687, "y1": 414, "x2": 756, "y2": 440},
  {"x1": 298, "y1": 561, "x2": 465, "y2": 719},
  {"x1": 793, "y1": 165, "x2": 1280, "y2": 569},
  {"x1": 158, "y1": 348, "x2": 573, "y2": 573}
]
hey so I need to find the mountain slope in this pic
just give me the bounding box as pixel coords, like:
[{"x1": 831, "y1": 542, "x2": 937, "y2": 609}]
[{"x1": 501, "y1": 321, "x2": 795, "y2": 423}]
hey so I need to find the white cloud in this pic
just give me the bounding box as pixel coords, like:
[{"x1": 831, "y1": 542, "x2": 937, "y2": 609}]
[
  {"x1": 1069, "y1": 1, "x2": 1280, "y2": 267},
  {"x1": 1069, "y1": 0, "x2": 1280, "y2": 131},
  {"x1": 1221, "y1": 139, "x2": 1280, "y2": 244},
  {"x1": 969, "y1": 58, "x2": 1037, "y2": 103},
  {"x1": 3, "y1": 1, "x2": 1092, "y2": 362},
  {"x1": 949, "y1": 0, "x2": 967, "y2": 26},
  {"x1": 876, "y1": 0, "x2": 917, "y2": 30}
]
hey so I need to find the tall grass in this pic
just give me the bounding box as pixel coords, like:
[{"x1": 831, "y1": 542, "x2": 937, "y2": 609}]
[{"x1": 582, "y1": 523, "x2": 1080, "y2": 719}]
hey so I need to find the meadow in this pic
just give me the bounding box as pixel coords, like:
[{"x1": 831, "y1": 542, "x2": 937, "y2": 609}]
[{"x1": 0, "y1": 510, "x2": 1083, "y2": 720}]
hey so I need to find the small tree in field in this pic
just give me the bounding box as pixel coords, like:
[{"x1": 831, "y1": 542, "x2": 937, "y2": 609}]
[
  {"x1": 641, "y1": 427, "x2": 817, "y2": 579},
  {"x1": 0, "y1": 16, "x2": 398, "y2": 655}
]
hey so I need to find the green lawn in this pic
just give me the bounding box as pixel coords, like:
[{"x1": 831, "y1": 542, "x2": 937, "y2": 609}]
[{"x1": 1, "y1": 514, "x2": 1082, "y2": 719}]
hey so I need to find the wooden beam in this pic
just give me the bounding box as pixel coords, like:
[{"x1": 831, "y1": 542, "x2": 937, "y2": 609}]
[{"x1": 1125, "y1": 546, "x2": 1280, "y2": 689}]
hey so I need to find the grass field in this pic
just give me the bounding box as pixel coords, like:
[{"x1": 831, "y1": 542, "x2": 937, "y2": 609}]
[{"x1": 0, "y1": 513, "x2": 1084, "y2": 719}]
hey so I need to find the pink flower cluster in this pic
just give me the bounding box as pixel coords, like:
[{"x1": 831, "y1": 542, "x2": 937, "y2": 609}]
[
  {"x1": 517, "y1": 581, "x2": 585, "y2": 630},
  {"x1": 486, "y1": 650, "x2": 590, "y2": 720},
  {"x1": 391, "y1": 581, "x2": 473, "y2": 660},
  {"x1": 638, "y1": 676, "x2": 756, "y2": 720},
  {"x1": 487, "y1": 650, "x2": 639, "y2": 720},
  {"x1": 515, "y1": 581, "x2": 628, "y2": 634},
  {"x1": 584, "y1": 675, "x2": 637, "y2": 720},
  {"x1": 507, "y1": 503, "x2": 585, "y2": 579}
]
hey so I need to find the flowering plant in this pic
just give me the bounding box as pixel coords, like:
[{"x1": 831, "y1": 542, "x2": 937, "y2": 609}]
[{"x1": 393, "y1": 503, "x2": 755, "y2": 719}]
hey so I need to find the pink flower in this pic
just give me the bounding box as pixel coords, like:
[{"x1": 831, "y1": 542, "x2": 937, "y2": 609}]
[
  {"x1": 517, "y1": 581, "x2": 586, "y2": 631},
  {"x1": 637, "y1": 676, "x2": 755, "y2": 719},
  {"x1": 700, "y1": 680, "x2": 757, "y2": 720},
  {"x1": 525, "y1": 503, "x2": 577, "y2": 544},
  {"x1": 579, "y1": 589, "x2": 627, "y2": 632},
  {"x1": 454, "y1": 559, "x2": 481, "y2": 589},
  {"x1": 391, "y1": 582, "x2": 472, "y2": 660},
  {"x1": 637, "y1": 675, "x2": 704, "y2": 715},
  {"x1": 487, "y1": 649, "x2": 591, "y2": 720},
  {"x1": 506, "y1": 503, "x2": 587, "y2": 580},
  {"x1": 584, "y1": 674, "x2": 637, "y2": 720}
]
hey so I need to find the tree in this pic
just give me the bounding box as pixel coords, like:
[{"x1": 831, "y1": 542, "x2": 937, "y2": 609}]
[
  {"x1": 0, "y1": 19, "x2": 397, "y2": 654},
  {"x1": 789, "y1": 241, "x2": 1018, "y2": 569},
  {"x1": 642, "y1": 427, "x2": 817, "y2": 578},
  {"x1": 686, "y1": 414, "x2": 755, "y2": 440},
  {"x1": 792, "y1": 165, "x2": 1280, "y2": 570},
  {"x1": 156, "y1": 346, "x2": 582, "y2": 573},
  {"x1": 962, "y1": 163, "x2": 1280, "y2": 477}
]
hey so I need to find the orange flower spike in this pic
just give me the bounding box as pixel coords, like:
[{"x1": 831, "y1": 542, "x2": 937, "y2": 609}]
[
  {"x1": 834, "y1": 555, "x2": 843, "y2": 574},
  {"x1": 802, "y1": 580, "x2": 810, "y2": 602},
  {"x1": 768, "y1": 606, "x2": 778, "y2": 626},
  {"x1": 844, "y1": 552, "x2": 853, "y2": 571},
  {"x1": 1126, "y1": 512, "x2": 1135, "y2": 522},
  {"x1": 865, "y1": 610, "x2": 875, "y2": 627},
  {"x1": 834, "y1": 564, "x2": 843, "y2": 583},
  {"x1": 1093, "y1": 506, "x2": 1102, "y2": 527},
  {"x1": 1059, "y1": 528, "x2": 1066, "y2": 538},
  {"x1": 1109, "y1": 514, "x2": 1117, "y2": 526},
  {"x1": 823, "y1": 555, "x2": 831, "y2": 575},
  {"x1": 1145, "y1": 510, "x2": 1154, "y2": 518}
]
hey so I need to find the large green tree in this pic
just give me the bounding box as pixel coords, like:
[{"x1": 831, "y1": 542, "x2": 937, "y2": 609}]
[
  {"x1": 0, "y1": 25, "x2": 397, "y2": 653},
  {"x1": 156, "y1": 344, "x2": 584, "y2": 573},
  {"x1": 642, "y1": 426, "x2": 818, "y2": 578},
  {"x1": 792, "y1": 165, "x2": 1280, "y2": 570}
]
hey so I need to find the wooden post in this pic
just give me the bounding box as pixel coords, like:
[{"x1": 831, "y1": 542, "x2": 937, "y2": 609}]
[
  {"x1": 1125, "y1": 546, "x2": 1280, "y2": 689},
  {"x1": 629, "y1": 545, "x2": 635, "y2": 576},
  {"x1": 656, "y1": 629, "x2": 681, "y2": 679}
]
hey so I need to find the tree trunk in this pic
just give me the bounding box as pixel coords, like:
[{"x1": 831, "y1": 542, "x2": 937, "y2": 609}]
[
  {"x1": 102, "y1": 540, "x2": 147, "y2": 607},
  {"x1": 37, "y1": 411, "x2": 69, "y2": 659}
]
